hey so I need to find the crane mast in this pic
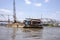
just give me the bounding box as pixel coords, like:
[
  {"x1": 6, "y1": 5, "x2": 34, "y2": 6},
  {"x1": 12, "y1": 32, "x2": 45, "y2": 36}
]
[{"x1": 13, "y1": 0, "x2": 16, "y2": 23}]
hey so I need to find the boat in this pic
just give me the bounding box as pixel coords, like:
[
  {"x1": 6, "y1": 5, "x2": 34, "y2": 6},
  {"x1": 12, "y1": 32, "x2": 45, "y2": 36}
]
[{"x1": 23, "y1": 18, "x2": 43, "y2": 28}]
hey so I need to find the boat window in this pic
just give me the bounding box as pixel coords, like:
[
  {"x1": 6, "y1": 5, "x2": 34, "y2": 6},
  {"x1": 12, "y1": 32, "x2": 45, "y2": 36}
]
[{"x1": 32, "y1": 21, "x2": 40, "y2": 24}]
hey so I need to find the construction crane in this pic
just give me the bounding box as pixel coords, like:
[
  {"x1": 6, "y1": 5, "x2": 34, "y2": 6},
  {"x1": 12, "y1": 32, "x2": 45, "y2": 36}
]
[{"x1": 13, "y1": 0, "x2": 17, "y2": 23}]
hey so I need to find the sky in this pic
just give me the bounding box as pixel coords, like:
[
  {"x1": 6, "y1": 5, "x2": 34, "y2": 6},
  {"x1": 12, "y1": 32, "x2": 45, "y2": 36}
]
[{"x1": 0, "y1": 0, "x2": 60, "y2": 21}]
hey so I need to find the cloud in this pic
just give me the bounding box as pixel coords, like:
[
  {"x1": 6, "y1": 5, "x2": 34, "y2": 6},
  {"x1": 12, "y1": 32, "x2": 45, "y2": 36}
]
[
  {"x1": 44, "y1": 0, "x2": 49, "y2": 3},
  {"x1": 0, "y1": 9, "x2": 13, "y2": 16},
  {"x1": 0, "y1": 9, "x2": 11, "y2": 13},
  {"x1": 24, "y1": 0, "x2": 31, "y2": 4},
  {"x1": 34, "y1": 3, "x2": 42, "y2": 7}
]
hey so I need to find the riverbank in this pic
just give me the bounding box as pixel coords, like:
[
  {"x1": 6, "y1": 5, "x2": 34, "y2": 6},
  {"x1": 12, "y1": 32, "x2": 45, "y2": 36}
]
[{"x1": 7, "y1": 23, "x2": 24, "y2": 28}]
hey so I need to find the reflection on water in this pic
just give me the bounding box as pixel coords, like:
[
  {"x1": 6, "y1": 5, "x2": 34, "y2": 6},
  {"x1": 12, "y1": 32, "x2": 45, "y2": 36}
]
[
  {"x1": 15, "y1": 28, "x2": 43, "y2": 40},
  {"x1": 0, "y1": 26, "x2": 60, "y2": 40},
  {"x1": 11, "y1": 28, "x2": 16, "y2": 40},
  {"x1": 21, "y1": 28, "x2": 43, "y2": 39}
]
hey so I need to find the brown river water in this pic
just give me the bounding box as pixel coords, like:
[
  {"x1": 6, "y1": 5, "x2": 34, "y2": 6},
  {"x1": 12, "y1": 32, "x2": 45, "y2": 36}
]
[{"x1": 0, "y1": 26, "x2": 60, "y2": 40}]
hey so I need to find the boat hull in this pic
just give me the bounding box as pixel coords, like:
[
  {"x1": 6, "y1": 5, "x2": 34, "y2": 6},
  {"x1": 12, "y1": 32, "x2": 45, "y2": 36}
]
[{"x1": 23, "y1": 25, "x2": 43, "y2": 28}]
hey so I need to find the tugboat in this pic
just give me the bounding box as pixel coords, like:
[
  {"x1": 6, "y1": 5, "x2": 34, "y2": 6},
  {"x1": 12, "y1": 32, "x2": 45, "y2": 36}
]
[{"x1": 23, "y1": 18, "x2": 43, "y2": 28}]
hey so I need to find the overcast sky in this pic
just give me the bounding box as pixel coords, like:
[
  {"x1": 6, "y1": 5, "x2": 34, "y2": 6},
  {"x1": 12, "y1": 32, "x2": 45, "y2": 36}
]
[{"x1": 0, "y1": 0, "x2": 60, "y2": 21}]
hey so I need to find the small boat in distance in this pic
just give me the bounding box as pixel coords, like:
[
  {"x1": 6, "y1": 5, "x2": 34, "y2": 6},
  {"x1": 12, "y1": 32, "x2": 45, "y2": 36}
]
[{"x1": 23, "y1": 18, "x2": 43, "y2": 28}]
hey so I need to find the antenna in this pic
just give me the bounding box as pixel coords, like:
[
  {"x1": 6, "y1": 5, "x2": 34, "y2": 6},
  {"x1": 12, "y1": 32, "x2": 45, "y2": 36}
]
[{"x1": 13, "y1": 0, "x2": 16, "y2": 23}]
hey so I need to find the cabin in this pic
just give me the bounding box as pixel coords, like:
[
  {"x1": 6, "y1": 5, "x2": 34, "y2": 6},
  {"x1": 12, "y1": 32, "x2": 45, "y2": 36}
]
[{"x1": 23, "y1": 18, "x2": 43, "y2": 28}]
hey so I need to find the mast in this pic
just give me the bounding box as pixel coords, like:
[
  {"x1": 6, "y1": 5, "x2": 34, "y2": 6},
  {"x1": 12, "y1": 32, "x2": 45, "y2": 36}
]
[{"x1": 13, "y1": 0, "x2": 16, "y2": 23}]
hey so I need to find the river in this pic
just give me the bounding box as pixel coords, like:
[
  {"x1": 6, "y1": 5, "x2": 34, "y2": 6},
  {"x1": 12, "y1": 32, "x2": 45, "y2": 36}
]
[{"x1": 0, "y1": 26, "x2": 60, "y2": 40}]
